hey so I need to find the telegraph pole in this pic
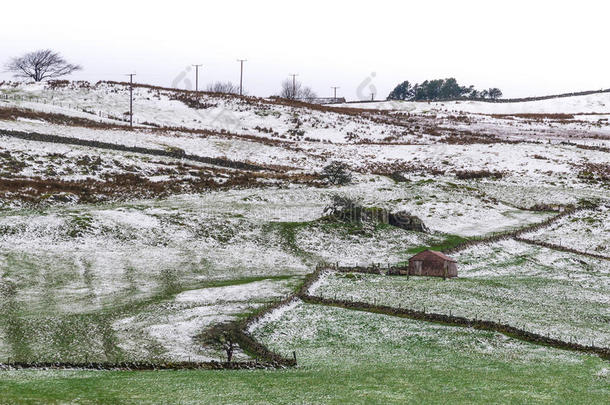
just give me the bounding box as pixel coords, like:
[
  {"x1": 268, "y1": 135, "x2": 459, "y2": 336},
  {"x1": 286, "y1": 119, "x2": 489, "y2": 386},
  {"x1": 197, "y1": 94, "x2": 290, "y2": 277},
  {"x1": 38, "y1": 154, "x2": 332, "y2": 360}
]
[
  {"x1": 192, "y1": 64, "x2": 203, "y2": 94},
  {"x1": 289, "y1": 74, "x2": 298, "y2": 99},
  {"x1": 237, "y1": 59, "x2": 247, "y2": 96},
  {"x1": 126, "y1": 73, "x2": 136, "y2": 127},
  {"x1": 331, "y1": 86, "x2": 340, "y2": 102}
]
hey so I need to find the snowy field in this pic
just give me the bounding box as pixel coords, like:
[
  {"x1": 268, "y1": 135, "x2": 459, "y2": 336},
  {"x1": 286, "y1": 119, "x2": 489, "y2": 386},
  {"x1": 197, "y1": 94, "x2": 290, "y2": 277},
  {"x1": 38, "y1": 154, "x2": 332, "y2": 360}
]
[
  {"x1": 0, "y1": 80, "x2": 608, "y2": 371},
  {"x1": 0, "y1": 179, "x2": 566, "y2": 362},
  {"x1": 309, "y1": 239, "x2": 610, "y2": 347},
  {"x1": 0, "y1": 82, "x2": 413, "y2": 144},
  {"x1": 521, "y1": 206, "x2": 610, "y2": 256}
]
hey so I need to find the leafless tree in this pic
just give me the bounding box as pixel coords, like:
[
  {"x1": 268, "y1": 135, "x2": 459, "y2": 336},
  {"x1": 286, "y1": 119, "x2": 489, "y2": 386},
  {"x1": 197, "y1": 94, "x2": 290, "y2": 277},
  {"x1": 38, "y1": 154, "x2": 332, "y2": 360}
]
[
  {"x1": 280, "y1": 78, "x2": 301, "y2": 99},
  {"x1": 199, "y1": 323, "x2": 237, "y2": 363},
  {"x1": 279, "y1": 79, "x2": 317, "y2": 101},
  {"x1": 206, "y1": 81, "x2": 241, "y2": 94},
  {"x1": 4, "y1": 49, "x2": 81, "y2": 82},
  {"x1": 300, "y1": 86, "x2": 318, "y2": 102}
]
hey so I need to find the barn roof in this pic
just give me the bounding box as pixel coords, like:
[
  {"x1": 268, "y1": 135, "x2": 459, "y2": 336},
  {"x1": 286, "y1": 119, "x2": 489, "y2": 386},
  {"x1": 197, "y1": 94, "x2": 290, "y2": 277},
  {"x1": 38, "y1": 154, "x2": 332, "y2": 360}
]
[{"x1": 409, "y1": 250, "x2": 457, "y2": 262}]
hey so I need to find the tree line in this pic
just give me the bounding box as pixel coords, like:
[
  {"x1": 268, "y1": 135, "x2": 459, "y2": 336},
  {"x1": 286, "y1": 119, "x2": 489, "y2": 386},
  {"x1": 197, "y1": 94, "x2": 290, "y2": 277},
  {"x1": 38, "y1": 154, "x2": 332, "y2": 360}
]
[{"x1": 387, "y1": 78, "x2": 502, "y2": 101}]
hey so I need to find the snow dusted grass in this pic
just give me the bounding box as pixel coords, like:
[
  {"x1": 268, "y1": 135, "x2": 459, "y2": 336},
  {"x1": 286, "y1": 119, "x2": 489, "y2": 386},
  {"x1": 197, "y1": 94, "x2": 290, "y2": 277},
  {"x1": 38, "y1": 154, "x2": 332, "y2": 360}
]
[
  {"x1": 311, "y1": 239, "x2": 610, "y2": 347},
  {"x1": 522, "y1": 206, "x2": 610, "y2": 256},
  {"x1": 247, "y1": 301, "x2": 607, "y2": 404},
  {"x1": 112, "y1": 278, "x2": 298, "y2": 362},
  {"x1": 337, "y1": 93, "x2": 610, "y2": 116},
  {"x1": 0, "y1": 134, "x2": 228, "y2": 183},
  {"x1": 0, "y1": 301, "x2": 608, "y2": 404},
  {"x1": 0, "y1": 179, "x2": 575, "y2": 362},
  {"x1": 0, "y1": 274, "x2": 298, "y2": 363},
  {"x1": 0, "y1": 82, "x2": 411, "y2": 144},
  {"x1": 293, "y1": 222, "x2": 429, "y2": 265},
  {"x1": 475, "y1": 175, "x2": 607, "y2": 208},
  {"x1": 0, "y1": 182, "x2": 445, "y2": 363},
  {"x1": 253, "y1": 301, "x2": 595, "y2": 366},
  {"x1": 335, "y1": 175, "x2": 556, "y2": 236},
  {"x1": 336, "y1": 97, "x2": 610, "y2": 147},
  {"x1": 0, "y1": 189, "x2": 323, "y2": 362},
  {"x1": 0, "y1": 119, "x2": 314, "y2": 170}
]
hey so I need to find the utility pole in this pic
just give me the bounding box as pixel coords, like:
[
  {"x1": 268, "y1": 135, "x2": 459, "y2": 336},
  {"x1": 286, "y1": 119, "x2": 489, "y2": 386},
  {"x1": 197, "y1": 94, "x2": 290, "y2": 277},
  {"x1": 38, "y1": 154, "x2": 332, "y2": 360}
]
[
  {"x1": 371, "y1": 92, "x2": 375, "y2": 101},
  {"x1": 331, "y1": 86, "x2": 340, "y2": 102},
  {"x1": 237, "y1": 59, "x2": 247, "y2": 96},
  {"x1": 289, "y1": 74, "x2": 298, "y2": 99},
  {"x1": 192, "y1": 64, "x2": 203, "y2": 94},
  {"x1": 126, "y1": 73, "x2": 136, "y2": 127}
]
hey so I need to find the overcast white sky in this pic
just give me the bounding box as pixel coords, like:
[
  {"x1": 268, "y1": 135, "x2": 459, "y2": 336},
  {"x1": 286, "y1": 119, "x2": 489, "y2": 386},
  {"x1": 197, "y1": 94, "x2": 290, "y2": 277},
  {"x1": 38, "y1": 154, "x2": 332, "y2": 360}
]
[{"x1": 1, "y1": 0, "x2": 609, "y2": 100}]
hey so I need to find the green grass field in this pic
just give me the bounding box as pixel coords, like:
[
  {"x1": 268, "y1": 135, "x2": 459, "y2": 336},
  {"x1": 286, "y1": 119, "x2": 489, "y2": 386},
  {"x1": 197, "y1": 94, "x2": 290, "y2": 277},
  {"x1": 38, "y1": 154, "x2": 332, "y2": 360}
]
[{"x1": 1, "y1": 303, "x2": 608, "y2": 404}]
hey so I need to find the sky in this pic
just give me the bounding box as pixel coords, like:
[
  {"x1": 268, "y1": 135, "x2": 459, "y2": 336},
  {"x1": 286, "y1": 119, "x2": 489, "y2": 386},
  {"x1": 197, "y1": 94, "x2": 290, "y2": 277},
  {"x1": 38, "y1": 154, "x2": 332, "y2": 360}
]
[{"x1": 1, "y1": 0, "x2": 609, "y2": 100}]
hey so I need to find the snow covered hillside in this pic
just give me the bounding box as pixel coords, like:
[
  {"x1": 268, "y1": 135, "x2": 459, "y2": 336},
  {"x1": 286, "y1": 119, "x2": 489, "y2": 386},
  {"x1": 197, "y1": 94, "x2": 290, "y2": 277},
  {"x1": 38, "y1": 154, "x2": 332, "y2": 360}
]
[{"x1": 0, "y1": 80, "x2": 608, "y2": 366}]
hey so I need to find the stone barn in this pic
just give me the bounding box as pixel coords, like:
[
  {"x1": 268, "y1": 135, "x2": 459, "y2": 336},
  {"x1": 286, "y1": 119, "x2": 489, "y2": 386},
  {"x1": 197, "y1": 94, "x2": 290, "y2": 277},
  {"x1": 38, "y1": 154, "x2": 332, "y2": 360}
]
[{"x1": 407, "y1": 250, "x2": 457, "y2": 278}]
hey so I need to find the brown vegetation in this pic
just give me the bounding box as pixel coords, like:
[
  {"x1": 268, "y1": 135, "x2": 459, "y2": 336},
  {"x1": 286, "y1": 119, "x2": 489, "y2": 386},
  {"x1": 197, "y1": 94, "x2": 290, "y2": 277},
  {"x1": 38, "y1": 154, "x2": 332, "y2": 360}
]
[
  {"x1": 0, "y1": 107, "x2": 124, "y2": 130},
  {"x1": 490, "y1": 113, "x2": 576, "y2": 120},
  {"x1": 0, "y1": 169, "x2": 322, "y2": 206},
  {"x1": 577, "y1": 162, "x2": 610, "y2": 182},
  {"x1": 455, "y1": 170, "x2": 505, "y2": 180}
]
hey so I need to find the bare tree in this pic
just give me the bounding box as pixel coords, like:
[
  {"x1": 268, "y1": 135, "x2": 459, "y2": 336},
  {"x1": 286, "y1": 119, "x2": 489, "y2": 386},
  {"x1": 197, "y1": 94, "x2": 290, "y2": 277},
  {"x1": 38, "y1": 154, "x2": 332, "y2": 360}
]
[
  {"x1": 279, "y1": 79, "x2": 317, "y2": 101},
  {"x1": 199, "y1": 323, "x2": 237, "y2": 363},
  {"x1": 206, "y1": 81, "x2": 241, "y2": 94},
  {"x1": 4, "y1": 49, "x2": 81, "y2": 82},
  {"x1": 300, "y1": 86, "x2": 318, "y2": 102},
  {"x1": 280, "y1": 78, "x2": 301, "y2": 99}
]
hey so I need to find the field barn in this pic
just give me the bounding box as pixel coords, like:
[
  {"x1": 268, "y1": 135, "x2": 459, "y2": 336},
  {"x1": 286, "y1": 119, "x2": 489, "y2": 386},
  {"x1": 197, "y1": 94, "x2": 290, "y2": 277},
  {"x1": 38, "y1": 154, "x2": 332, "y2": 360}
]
[{"x1": 408, "y1": 250, "x2": 458, "y2": 278}]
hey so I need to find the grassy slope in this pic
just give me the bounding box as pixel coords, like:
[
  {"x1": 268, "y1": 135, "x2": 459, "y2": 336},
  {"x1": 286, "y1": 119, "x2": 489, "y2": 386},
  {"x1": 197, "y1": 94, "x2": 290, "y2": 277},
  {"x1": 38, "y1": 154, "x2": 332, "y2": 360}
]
[
  {"x1": 0, "y1": 275, "x2": 299, "y2": 363},
  {"x1": 313, "y1": 240, "x2": 610, "y2": 346},
  {"x1": 1, "y1": 304, "x2": 608, "y2": 404}
]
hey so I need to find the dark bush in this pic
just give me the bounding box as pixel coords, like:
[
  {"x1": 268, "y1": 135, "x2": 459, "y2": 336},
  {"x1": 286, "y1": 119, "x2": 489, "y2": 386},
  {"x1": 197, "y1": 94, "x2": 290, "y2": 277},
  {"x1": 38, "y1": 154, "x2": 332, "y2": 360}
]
[
  {"x1": 455, "y1": 170, "x2": 504, "y2": 180},
  {"x1": 322, "y1": 161, "x2": 352, "y2": 185}
]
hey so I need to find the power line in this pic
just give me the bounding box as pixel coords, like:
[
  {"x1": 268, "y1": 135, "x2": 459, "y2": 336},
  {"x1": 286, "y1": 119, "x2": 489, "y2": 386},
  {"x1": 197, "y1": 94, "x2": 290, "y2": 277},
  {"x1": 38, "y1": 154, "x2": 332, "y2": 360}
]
[
  {"x1": 192, "y1": 64, "x2": 203, "y2": 93},
  {"x1": 125, "y1": 73, "x2": 136, "y2": 127},
  {"x1": 289, "y1": 73, "x2": 298, "y2": 99},
  {"x1": 331, "y1": 86, "x2": 340, "y2": 101},
  {"x1": 237, "y1": 59, "x2": 247, "y2": 96}
]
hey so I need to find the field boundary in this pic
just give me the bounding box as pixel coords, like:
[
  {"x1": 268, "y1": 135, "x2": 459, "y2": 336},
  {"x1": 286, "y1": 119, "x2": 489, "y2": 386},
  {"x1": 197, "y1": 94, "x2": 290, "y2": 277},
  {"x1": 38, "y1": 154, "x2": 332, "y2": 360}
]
[
  {"x1": 443, "y1": 205, "x2": 593, "y2": 254},
  {"x1": 299, "y1": 287, "x2": 610, "y2": 361},
  {"x1": 0, "y1": 360, "x2": 287, "y2": 371},
  {"x1": 0, "y1": 129, "x2": 269, "y2": 172},
  {"x1": 514, "y1": 237, "x2": 610, "y2": 261},
  {"x1": 0, "y1": 284, "x2": 308, "y2": 371},
  {"x1": 0, "y1": 266, "x2": 320, "y2": 372},
  {"x1": 235, "y1": 266, "x2": 610, "y2": 361},
  {"x1": 343, "y1": 88, "x2": 610, "y2": 104}
]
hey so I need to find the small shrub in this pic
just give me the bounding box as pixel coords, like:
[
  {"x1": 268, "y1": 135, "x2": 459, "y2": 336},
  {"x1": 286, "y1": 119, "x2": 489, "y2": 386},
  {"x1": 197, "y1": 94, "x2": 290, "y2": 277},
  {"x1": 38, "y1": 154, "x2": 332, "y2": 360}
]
[
  {"x1": 322, "y1": 161, "x2": 352, "y2": 185},
  {"x1": 455, "y1": 170, "x2": 504, "y2": 180}
]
